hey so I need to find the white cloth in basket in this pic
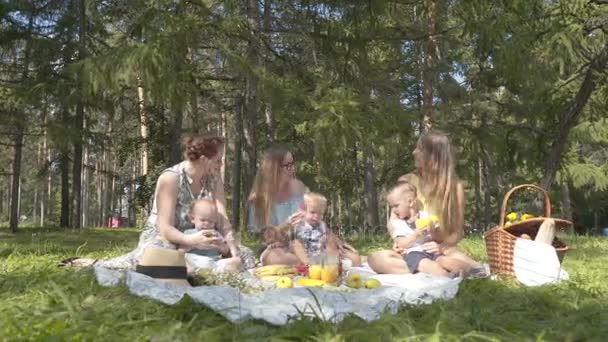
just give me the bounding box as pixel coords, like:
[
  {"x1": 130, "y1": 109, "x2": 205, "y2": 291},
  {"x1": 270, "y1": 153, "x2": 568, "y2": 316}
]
[{"x1": 513, "y1": 238, "x2": 569, "y2": 286}]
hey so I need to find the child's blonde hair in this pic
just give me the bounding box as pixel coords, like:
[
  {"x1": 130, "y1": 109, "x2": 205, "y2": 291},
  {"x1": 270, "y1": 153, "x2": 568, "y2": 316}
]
[
  {"x1": 387, "y1": 181, "x2": 417, "y2": 203},
  {"x1": 303, "y1": 192, "x2": 327, "y2": 212},
  {"x1": 190, "y1": 198, "x2": 218, "y2": 215},
  {"x1": 416, "y1": 131, "x2": 463, "y2": 237}
]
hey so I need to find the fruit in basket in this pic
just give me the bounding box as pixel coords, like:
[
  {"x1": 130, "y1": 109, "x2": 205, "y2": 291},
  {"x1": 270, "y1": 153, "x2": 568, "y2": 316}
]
[
  {"x1": 504, "y1": 221, "x2": 512, "y2": 227},
  {"x1": 521, "y1": 213, "x2": 535, "y2": 221},
  {"x1": 295, "y1": 278, "x2": 326, "y2": 287},
  {"x1": 364, "y1": 278, "x2": 381, "y2": 289},
  {"x1": 346, "y1": 273, "x2": 362, "y2": 288},
  {"x1": 506, "y1": 212, "x2": 518, "y2": 221},
  {"x1": 276, "y1": 276, "x2": 293, "y2": 288},
  {"x1": 520, "y1": 233, "x2": 532, "y2": 240},
  {"x1": 308, "y1": 264, "x2": 322, "y2": 280}
]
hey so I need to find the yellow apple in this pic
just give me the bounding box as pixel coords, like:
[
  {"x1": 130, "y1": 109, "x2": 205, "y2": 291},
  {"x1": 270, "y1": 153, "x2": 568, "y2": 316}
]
[
  {"x1": 364, "y1": 278, "x2": 381, "y2": 289},
  {"x1": 276, "y1": 276, "x2": 293, "y2": 288},
  {"x1": 346, "y1": 273, "x2": 362, "y2": 288}
]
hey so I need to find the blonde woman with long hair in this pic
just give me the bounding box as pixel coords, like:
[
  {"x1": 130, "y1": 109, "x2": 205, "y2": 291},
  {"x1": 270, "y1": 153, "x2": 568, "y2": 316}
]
[
  {"x1": 368, "y1": 131, "x2": 483, "y2": 275},
  {"x1": 247, "y1": 146, "x2": 308, "y2": 265}
]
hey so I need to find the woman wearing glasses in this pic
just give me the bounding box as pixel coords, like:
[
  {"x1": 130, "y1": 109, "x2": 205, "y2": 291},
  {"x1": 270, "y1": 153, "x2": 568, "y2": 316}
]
[{"x1": 247, "y1": 145, "x2": 308, "y2": 265}]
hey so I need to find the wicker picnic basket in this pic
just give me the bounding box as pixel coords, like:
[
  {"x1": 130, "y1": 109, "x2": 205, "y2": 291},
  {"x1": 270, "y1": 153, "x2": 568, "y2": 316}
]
[{"x1": 484, "y1": 184, "x2": 572, "y2": 276}]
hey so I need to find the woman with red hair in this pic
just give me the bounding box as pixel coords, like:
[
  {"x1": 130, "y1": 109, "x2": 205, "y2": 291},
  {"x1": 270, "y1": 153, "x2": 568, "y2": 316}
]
[{"x1": 63, "y1": 133, "x2": 253, "y2": 271}]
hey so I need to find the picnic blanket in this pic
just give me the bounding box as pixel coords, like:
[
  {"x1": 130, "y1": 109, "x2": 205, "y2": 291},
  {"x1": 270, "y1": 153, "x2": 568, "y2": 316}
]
[{"x1": 94, "y1": 264, "x2": 462, "y2": 325}]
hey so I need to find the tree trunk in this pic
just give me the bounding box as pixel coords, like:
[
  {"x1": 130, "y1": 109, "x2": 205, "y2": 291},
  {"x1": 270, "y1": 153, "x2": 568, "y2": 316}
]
[
  {"x1": 72, "y1": 102, "x2": 84, "y2": 228},
  {"x1": 9, "y1": 6, "x2": 35, "y2": 232},
  {"x1": 362, "y1": 144, "x2": 379, "y2": 230},
  {"x1": 82, "y1": 144, "x2": 89, "y2": 227},
  {"x1": 128, "y1": 160, "x2": 137, "y2": 227},
  {"x1": 422, "y1": 0, "x2": 437, "y2": 132},
  {"x1": 475, "y1": 156, "x2": 483, "y2": 229},
  {"x1": 96, "y1": 154, "x2": 103, "y2": 227},
  {"x1": 33, "y1": 142, "x2": 41, "y2": 225},
  {"x1": 72, "y1": 0, "x2": 87, "y2": 228},
  {"x1": 231, "y1": 96, "x2": 243, "y2": 230},
  {"x1": 482, "y1": 156, "x2": 492, "y2": 228},
  {"x1": 541, "y1": 43, "x2": 608, "y2": 190},
  {"x1": 220, "y1": 110, "x2": 227, "y2": 184},
  {"x1": 9, "y1": 126, "x2": 24, "y2": 233},
  {"x1": 167, "y1": 108, "x2": 184, "y2": 167},
  {"x1": 243, "y1": 0, "x2": 260, "y2": 196},
  {"x1": 104, "y1": 120, "x2": 113, "y2": 225},
  {"x1": 46, "y1": 147, "x2": 51, "y2": 224},
  {"x1": 60, "y1": 147, "x2": 70, "y2": 227},
  {"x1": 41, "y1": 106, "x2": 49, "y2": 226},
  {"x1": 560, "y1": 181, "x2": 574, "y2": 234},
  {"x1": 190, "y1": 92, "x2": 200, "y2": 132},
  {"x1": 264, "y1": 103, "x2": 274, "y2": 143},
  {"x1": 137, "y1": 81, "x2": 149, "y2": 176}
]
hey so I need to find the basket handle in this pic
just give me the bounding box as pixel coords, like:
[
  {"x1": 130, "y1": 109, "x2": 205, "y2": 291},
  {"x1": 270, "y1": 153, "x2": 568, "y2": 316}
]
[{"x1": 499, "y1": 184, "x2": 551, "y2": 227}]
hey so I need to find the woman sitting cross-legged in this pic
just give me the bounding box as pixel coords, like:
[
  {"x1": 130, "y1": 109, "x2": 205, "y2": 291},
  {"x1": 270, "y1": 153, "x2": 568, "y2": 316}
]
[
  {"x1": 247, "y1": 146, "x2": 360, "y2": 267},
  {"x1": 61, "y1": 133, "x2": 255, "y2": 272},
  {"x1": 367, "y1": 131, "x2": 484, "y2": 276}
]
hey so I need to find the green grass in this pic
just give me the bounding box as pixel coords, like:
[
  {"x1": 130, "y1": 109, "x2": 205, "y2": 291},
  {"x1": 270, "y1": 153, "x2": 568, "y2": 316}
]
[{"x1": 1, "y1": 227, "x2": 607, "y2": 341}]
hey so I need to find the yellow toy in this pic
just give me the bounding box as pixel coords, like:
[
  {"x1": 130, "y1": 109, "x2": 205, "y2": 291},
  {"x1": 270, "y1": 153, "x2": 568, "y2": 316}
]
[{"x1": 415, "y1": 215, "x2": 439, "y2": 232}]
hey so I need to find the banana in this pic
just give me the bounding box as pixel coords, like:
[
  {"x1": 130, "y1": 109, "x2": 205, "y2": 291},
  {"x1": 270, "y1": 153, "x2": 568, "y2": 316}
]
[
  {"x1": 259, "y1": 275, "x2": 282, "y2": 282},
  {"x1": 254, "y1": 265, "x2": 297, "y2": 277},
  {"x1": 295, "y1": 278, "x2": 326, "y2": 287}
]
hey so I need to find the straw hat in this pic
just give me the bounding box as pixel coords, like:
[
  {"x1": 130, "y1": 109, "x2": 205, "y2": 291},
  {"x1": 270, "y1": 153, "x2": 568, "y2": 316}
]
[{"x1": 136, "y1": 247, "x2": 191, "y2": 287}]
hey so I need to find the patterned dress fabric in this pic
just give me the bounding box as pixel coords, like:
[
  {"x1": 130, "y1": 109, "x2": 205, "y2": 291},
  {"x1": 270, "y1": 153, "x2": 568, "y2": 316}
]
[{"x1": 99, "y1": 161, "x2": 255, "y2": 270}]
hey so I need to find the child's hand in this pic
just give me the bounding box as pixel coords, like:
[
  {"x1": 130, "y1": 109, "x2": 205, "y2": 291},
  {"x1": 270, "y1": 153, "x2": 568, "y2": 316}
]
[
  {"x1": 267, "y1": 241, "x2": 284, "y2": 249},
  {"x1": 183, "y1": 231, "x2": 222, "y2": 250},
  {"x1": 263, "y1": 227, "x2": 279, "y2": 243},
  {"x1": 392, "y1": 243, "x2": 405, "y2": 255},
  {"x1": 199, "y1": 229, "x2": 221, "y2": 238},
  {"x1": 288, "y1": 211, "x2": 304, "y2": 226}
]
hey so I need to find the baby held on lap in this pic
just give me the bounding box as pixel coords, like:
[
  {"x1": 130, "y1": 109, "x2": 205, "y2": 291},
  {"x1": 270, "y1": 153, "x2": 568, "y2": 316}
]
[
  {"x1": 387, "y1": 181, "x2": 467, "y2": 277},
  {"x1": 181, "y1": 199, "x2": 241, "y2": 272}
]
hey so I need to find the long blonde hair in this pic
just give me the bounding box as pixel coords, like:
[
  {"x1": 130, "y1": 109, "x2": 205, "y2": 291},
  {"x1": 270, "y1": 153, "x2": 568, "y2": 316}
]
[
  {"x1": 250, "y1": 146, "x2": 292, "y2": 227},
  {"x1": 417, "y1": 131, "x2": 464, "y2": 238}
]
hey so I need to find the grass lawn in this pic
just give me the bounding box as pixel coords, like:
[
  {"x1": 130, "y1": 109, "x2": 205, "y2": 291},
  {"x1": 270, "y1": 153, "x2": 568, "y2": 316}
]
[{"x1": 1, "y1": 227, "x2": 607, "y2": 341}]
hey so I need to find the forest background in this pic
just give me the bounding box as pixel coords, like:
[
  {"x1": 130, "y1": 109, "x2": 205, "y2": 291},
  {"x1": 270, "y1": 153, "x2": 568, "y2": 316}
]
[{"x1": 1, "y1": 0, "x2": 607, "y2": 235}]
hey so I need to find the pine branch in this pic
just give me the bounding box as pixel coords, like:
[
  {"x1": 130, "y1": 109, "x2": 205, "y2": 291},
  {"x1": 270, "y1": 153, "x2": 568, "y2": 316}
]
[{"x1": 541, "y1": 42, "x2": 608, "y2": 189}]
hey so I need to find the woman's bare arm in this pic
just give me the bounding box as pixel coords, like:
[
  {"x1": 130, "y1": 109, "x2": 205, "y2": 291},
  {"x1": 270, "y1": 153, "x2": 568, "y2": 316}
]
[{"x1": 156, "y1": 172, "x2": 188, "y2": 245}]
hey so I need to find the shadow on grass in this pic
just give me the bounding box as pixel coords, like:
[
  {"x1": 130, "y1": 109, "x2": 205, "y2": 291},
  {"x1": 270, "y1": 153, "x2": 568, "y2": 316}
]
[{"x1": 0, "y1": 227, "x2": 140, "y2": 258}]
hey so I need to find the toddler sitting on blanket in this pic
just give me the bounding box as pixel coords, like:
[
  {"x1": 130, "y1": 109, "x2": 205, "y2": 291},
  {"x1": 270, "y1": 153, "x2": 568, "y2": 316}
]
[
  {"x1": 265, "y1": 192, "x2": 361, "y2": 267},
  {"x1": 181, "y1": 199, "x2": 242, "y2": 272},
  {"x1": 387, "y1": 182, "x2": 467, "y2": 277}
]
